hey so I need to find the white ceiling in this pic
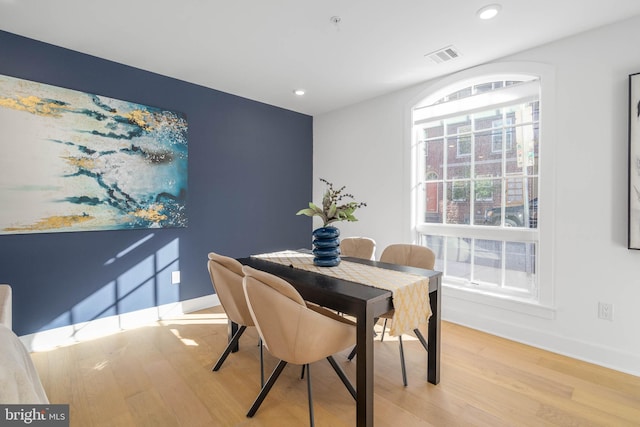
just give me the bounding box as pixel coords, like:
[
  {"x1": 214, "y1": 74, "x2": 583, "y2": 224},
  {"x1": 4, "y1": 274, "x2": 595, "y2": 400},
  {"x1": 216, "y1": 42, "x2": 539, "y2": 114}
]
[{"x1": 1, "y1": 0, "x2": 640, "y2": 116}]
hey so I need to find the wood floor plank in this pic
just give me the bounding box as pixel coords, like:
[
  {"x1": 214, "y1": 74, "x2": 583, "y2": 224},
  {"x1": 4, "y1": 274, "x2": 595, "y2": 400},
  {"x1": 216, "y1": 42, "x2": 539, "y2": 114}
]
[
  {"x1": 125, "y1": 389, "x2": 180, "y2": 427},
  {"x1": 144, "y1": 358, "x2": 215, "y2": 427}
]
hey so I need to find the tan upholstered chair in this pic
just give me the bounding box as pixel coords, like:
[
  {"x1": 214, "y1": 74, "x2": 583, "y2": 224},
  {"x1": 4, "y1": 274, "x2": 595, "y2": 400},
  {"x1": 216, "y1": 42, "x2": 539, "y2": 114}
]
[
  {"x1": 242, "y1": 266, "x2": 356, "y2": 426},
  {"x1": 380, "y1": 244, "x2": 435, "y2": 270},
  {"x1": 207, "y1": 252, "x2": 263, "y2": 385},
  {"x1": 347, "y1": 243, "x2": 435, "y2": 386},
  {"x1": 379, "y1": 244, "x2": 435, "y2": 386},
  {"x1": 340, "y1": 237, "x2": 376, "y2": 260}
]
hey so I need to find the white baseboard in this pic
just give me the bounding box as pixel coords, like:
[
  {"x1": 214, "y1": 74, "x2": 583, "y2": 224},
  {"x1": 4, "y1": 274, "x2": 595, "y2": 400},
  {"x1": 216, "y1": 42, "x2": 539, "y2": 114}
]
[
  {"x1": 20, "y1": 294, "x2": 221, "y2": 353},
  {"x1": 444, "y1": 304, "x2": 640, "y2": 378}
]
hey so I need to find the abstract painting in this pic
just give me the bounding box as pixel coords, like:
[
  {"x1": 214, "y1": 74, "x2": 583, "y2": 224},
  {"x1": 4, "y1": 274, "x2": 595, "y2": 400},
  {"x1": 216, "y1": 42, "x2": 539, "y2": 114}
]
[
  {"x1": 629, "y1": 72, "x2": 640, "y2": 249},
  {"x1": 0, "y1": 74, "x2": 187, "y2": 235}
]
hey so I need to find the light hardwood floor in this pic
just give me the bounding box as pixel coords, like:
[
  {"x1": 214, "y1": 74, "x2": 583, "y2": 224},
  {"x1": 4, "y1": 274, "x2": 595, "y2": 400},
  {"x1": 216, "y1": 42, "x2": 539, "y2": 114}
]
[{"x1": 30, "y1": 306, "x2": 640, "y2": 426}]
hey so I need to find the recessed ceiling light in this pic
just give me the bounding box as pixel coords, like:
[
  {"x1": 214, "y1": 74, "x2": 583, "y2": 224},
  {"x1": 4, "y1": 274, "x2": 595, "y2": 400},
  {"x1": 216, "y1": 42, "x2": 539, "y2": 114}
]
[
  {"x1": 293, "y1": 89, "x2": 306, "y2": 96},
  {"x1": 476, "y1": 4, "x2": 501, "y2": 20}
]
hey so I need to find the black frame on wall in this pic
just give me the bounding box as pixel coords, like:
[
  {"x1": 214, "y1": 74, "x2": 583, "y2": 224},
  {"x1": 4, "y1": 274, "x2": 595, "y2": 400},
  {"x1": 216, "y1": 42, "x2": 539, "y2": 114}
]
[{"x1": 629, "y1": 72, "x2": 640, "y2": 249}]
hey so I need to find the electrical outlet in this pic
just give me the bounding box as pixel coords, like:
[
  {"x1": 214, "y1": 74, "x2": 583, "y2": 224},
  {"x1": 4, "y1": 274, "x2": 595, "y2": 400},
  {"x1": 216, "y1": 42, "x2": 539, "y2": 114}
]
[
  {"x1": 598, "y1": 302, "x2": 613, "y2": 321},
  {"x1": 171, "y1": 270, "x2": 181, "y2": 285}
]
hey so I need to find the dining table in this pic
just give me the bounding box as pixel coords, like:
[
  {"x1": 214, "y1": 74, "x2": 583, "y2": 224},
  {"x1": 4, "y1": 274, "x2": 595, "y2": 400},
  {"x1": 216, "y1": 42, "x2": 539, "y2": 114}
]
[{"x1": 236, "y1": 251, "x2": 442, "y2": 427}]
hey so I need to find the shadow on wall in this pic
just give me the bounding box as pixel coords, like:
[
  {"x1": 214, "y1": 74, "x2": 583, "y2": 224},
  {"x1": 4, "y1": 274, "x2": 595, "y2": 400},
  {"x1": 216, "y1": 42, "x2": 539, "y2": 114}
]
[{"x1": 29, "y1": 234, "x2": 181, "y2": 348}]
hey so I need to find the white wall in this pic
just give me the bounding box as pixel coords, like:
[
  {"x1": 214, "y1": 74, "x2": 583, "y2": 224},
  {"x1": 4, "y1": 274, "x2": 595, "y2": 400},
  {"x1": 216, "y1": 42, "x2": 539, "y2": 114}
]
[{"x1": 314, "y1": 15, "x2": 640, "y2": 376}]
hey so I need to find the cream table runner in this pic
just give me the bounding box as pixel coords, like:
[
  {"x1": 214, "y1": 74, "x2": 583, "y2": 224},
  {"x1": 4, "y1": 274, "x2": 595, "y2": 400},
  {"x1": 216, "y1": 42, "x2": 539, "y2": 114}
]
[{"x1": 252, "y1": 250, "x2": 432, "y2": 336}]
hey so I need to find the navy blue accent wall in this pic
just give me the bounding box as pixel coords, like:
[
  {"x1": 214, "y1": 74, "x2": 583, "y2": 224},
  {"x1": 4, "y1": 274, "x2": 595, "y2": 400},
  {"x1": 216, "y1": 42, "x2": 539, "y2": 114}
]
[{"x1": 0, "y1": 30, "x2": 313, "y2": 336}]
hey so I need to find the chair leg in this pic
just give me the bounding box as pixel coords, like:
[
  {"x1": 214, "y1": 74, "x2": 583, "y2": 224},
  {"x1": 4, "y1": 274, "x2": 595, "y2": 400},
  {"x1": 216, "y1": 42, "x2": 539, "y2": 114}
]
[
  {"x1": 306, "y1": 364, "x2": 314, "y2": 427},
  {"x1": 398, "y1": 335, "x2": 408, "y2": 387},
  {"x1": 259, "y1": 338, "x2": 264, "y2": 387},
  {"x1": 326, "y1": 356, "x2": 356, "y2": 400},
  {"x1": 247, "y1": 360, "x2": 288, "y2": 417},
  {"x1": 301, "y1": 364, "x2": 306, "y2": 379},
  {"x1": 413, "y1": 328, "x2": 428, "y2": 351},
  {"x1": 347, "y1": 345, "x2": 357, "y2": 361},
  {"x1": 213, "y1": 325, "x2": 247, "y2": 371},
  {"x1": 347, "y1": 317, "x2": 380, "y2": 361},
  {"x1": 347, "y1": 319, "x2": 415, "y2": 388}
]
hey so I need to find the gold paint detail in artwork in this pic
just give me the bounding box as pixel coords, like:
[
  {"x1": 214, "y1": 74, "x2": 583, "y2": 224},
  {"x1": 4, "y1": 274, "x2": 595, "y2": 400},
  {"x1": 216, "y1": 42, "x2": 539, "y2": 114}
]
[
  {"x1": 4, "y1": 214, "x2": 94, "y2": 232},
  {"x1": 131, "y1": 204, "x2": 167, "y2": 223},
  {"x1": 126, "y1": 109, "x2": 154, "y2": 131},
  {"x1": 64, "y1": 156, "x2": 96, "y2": 170},
  {"x1": 0, "y1": 95, "x2": 70, "y2": 117}
]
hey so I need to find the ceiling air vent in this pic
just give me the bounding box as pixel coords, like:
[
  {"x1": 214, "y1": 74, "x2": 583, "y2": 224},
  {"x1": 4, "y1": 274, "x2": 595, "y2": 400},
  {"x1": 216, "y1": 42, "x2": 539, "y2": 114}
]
[{"x1": 425, "y1": 45, "x2": 461, "y2": 64}]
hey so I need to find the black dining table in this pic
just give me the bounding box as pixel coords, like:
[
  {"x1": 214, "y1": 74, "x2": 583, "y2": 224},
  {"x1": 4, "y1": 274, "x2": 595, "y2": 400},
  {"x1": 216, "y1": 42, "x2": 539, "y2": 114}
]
[{"x1": 236, "y1": 254, "x2": 442, "y2": 427}]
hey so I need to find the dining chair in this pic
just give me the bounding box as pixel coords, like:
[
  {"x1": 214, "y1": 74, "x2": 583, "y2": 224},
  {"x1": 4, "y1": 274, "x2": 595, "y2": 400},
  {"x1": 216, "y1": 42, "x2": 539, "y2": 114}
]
[
  {"x1": 340, "y1": 236, "x2": 376, "y2": 260},
  {"x1": 242, "y1": 265, "x2": 357, "y2": 427},
  {"x1": 207, "y1": 252, "x2": 264, "y2": 386},
  {"x1": 379, "y1": 243, "x2": 435, "y2": 386},
  {"x1": 347, "y1": 243, "x2": 435, "y2": 386}
]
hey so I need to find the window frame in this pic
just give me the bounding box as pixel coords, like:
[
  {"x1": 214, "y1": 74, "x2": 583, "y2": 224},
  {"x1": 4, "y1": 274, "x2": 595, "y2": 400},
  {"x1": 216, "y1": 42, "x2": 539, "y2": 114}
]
[{"x1": 407, "y1": 62, "x2": 556, "y2": 316}]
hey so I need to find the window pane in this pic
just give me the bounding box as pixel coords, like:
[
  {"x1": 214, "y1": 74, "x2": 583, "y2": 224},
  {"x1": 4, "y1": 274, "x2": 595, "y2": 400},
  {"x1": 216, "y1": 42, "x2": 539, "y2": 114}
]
[
  {"x1": 511, "y1": 124, "x2": 537, "y2": 174},
  {"x1": 446, "y1": 181, "x2": 470, "y2": 224},
  {"x1": 474, "y1": 178, "x2": 495, "y2": 201},
  {"x1": 446, "y1": 237, "x2": 471, "y2": 279},
  {"x1": 425, "y1": 137, "x2": 443, "y2": 179},
  {"x1": 424, "y1": 181, "x2": 443, "y2": 223},
  {"x1": 475, "y1": 178, "x2": 501, "y2": 225},
  {"x1": 473, "y1": 239, "x2": 502, "y2": 284},
  {"x1": 505, "y1": 102, "x2": 535, "y2": 125},
  {"x1": 504, "y1": 101, "x2": 539, "y2": 177},
  {"x1": 457, "y1": 134, "x2": 471, "y2": 157},
  {"x1": 446, "y1": 151, "x2": 470, "y2": 179},
  {"x1": 474, "y1": 82, "x2": 496, "y2": 94},
  {"x1": 484, "y1": 177, "x2": 536, "y2": 228},
  {"x1": 476, "y1": 133, "x2": 502, "y2": 179},
  {"x1": 504, "y1": 242, "x2": 536, "y2": 292},
  {"x1": 423, "y1": 234, "x2": 472, "y2": 276},
  {"x1": 446, "y1": 118, "x2": 471, "y2": 177},
  {"x1": 505, "y1": 177, "x2": 524, "y2": 205},
  {"x1": 423, "y1": 121, "x2": 444, "y2": 139},
  {"x1": 500, "y1": 178, "x2": 524, "y2": 227},
  {"x1": 490, "y1": 117, "x2": 515, "y2": 152},
  {"x1": 423, "y1": 235, "x2": 444, "y2": 271},
  {"x1": 447, "y1": 87, "x2": 472, "y2": 101},
  {"x1": 473, "y1": 110, "x2": 498, "y2": 130}
]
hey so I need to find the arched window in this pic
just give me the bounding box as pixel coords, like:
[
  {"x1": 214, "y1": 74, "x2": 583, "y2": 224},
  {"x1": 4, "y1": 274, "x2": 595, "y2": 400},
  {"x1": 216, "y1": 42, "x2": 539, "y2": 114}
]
[{"x1": 411, "y1": 70, "x2": 545, "y2": 302}]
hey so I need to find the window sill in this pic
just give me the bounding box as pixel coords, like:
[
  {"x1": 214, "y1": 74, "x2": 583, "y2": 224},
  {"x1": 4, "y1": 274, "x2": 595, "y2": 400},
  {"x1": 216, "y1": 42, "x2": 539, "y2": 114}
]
[{"x1": 443, "y1": 281, "x2": 556, "y2": 319}]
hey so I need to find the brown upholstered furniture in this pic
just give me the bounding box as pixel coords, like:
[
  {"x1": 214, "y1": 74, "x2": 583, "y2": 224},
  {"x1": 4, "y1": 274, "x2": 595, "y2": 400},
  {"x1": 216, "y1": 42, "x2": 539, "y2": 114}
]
[
  {"x1": 378, "y1": 244, "x2": 435, "y2": 386},
  {"x1": 340, "y1": 237, "x2": 376, "y2": 260},
  {"x1": 207, "y1": 252, "x2": 263, "y2": 385},
  {"x1": 346, "y1": 243, "x2": 436, "y2": 386},
  {"x1": 242, "y1": 266, "x2": 356, "y2": 426}
]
